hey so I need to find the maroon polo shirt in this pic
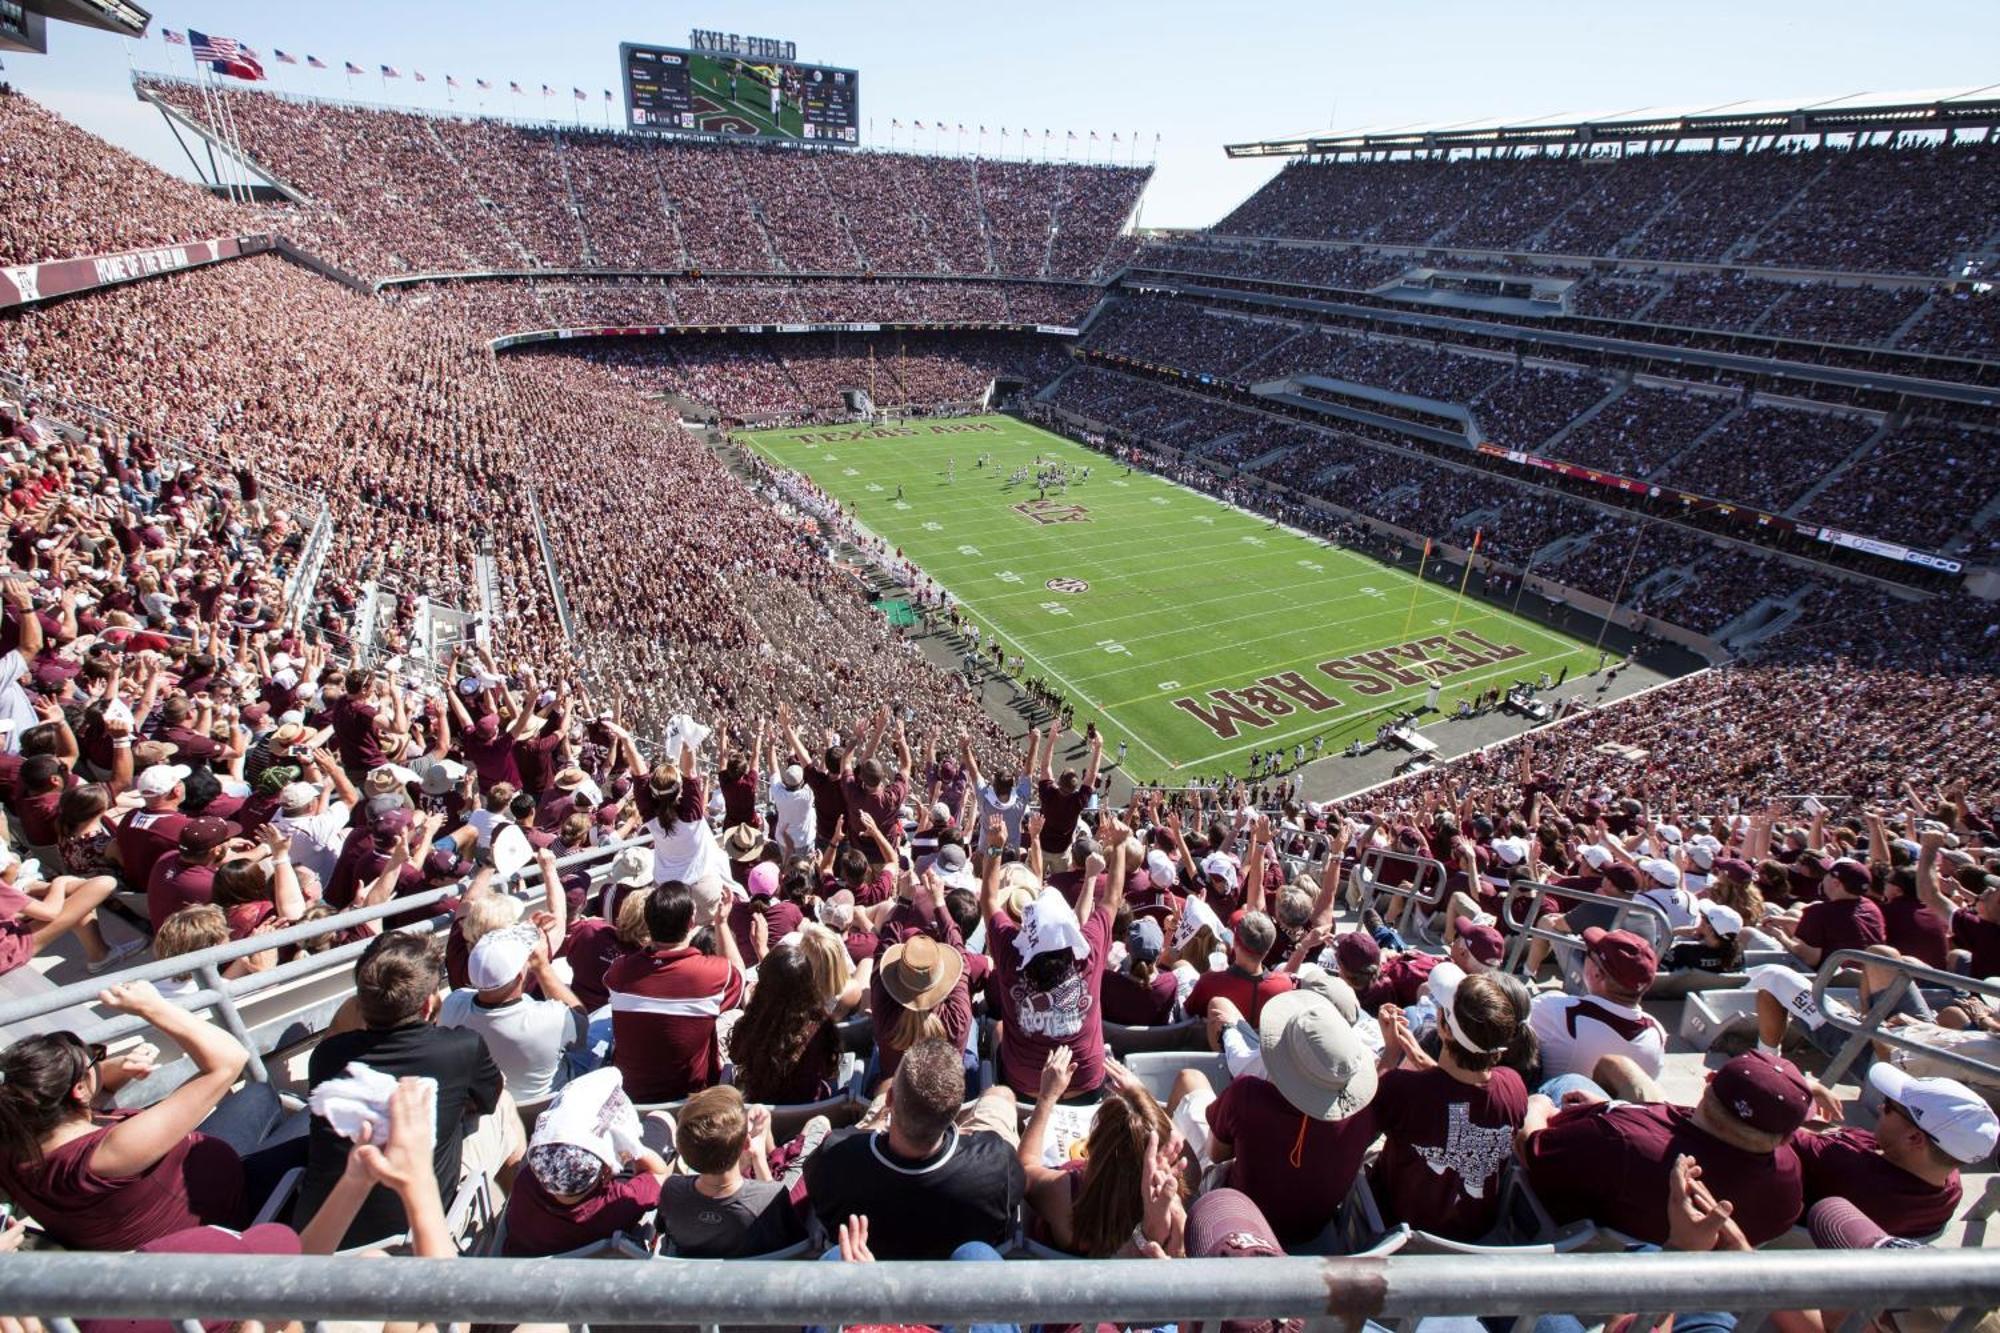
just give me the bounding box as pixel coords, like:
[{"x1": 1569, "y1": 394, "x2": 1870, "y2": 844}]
[
  {"x1": 604, "y1": 945, "x2": 744, "y2": 1104},
  {"x1": 1796, "y1": 896, "x2": 1887, "y2": 958},
  {"x1": 1523, "y1": 1102, "x2": 1804, "y2": 1246},
  {"x1": 146, "y1": 852, "x2": 218, "y2": 930},
  {"x1": 1790, "y1": 1126, "x2": 1960, "y2": 1239}
]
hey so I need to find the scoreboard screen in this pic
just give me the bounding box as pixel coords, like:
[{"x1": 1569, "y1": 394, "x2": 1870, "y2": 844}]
[{"x1": 621, "y1": 42, "x2": 860, "y2": 144}]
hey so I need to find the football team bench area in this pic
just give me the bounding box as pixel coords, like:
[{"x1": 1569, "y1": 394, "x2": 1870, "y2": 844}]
[{"x1": 740, "y1": 414, "x2": 1609, "y2": 780}]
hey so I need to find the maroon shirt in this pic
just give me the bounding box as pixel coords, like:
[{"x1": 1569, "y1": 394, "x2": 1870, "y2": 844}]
[
  {"x1": 728, "y1": 897, "x2": 804, "y2": 962},
  {"x1": 146, "y1": 853, "x2": 217, "y2": 930},
  {"x1": 329, "y1": 694, "x2": 387, "y2": 772},
  {"x1": 604, "y1": 945, "x2": 744, "y2": 1103},
  {"x1": 1100, "y1": 967, "x2": 1178, "y2": 1026},
  {"x1": 1357, "y1": 952, "x2": 1442, "y2": 1011},
  {"x1": 1035, "y1": 779, "x2": 1087, "y2": 853},
  {"x1": 500, "y1": 1169, "x2": 662, "y2": 1257},
  {"x1": 1369, "y1": 1065, "x2": 1528, "y2": 1240},
  {"x1": 1187, "y1": 966, "x2": 1294, "y2": 1026},
  {"x1": 458, "y1": 721, "x2": 523, "y2": 790},
  {"x1": 1796, "y1": 896, "x2": 1887, "y2": 958},
  {"x1": 560, "y1": 919, "x2": 631, "y2": 1012},
  {"x1": 0, "y1": 1117, "x2": 247, "y2": 1251},
  {"x1": 115, "y1": 808, "x2": 187, "y2": 891},
  {"x1": 1881, "y1": 895, "x2": 1950, "y2": 970},
  {"x1": 988, "y1": 902, "x2": 1111, "y2": 1098},
  {"x1": 1790, "y1": 1127, "x2": 1960, "y2": 1239},
  {"x1": 1524, "y1": 1102, "x2": 1804, "y2": 1246},
  {"x1": 1207, "y1": 1075, "x2": 1375, "y2": 1245},
  {"x1": 1952, "y1": 909, "x2": 2000, "y2": 978},
  {"x1": 839, "y1": 771, "x2": 908, "y2": 859}
]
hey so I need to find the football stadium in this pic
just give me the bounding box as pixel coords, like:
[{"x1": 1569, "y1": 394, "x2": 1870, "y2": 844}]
[{"x1": 0, "y1": 1, "x2": 1998, "y2": 1329}]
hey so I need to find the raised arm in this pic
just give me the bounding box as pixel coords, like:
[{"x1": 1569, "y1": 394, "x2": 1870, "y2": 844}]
[
  {"x1": 1082, "y1": 730, "x2": 1103, "y2": 791},
  {"x1": 87, "y1": 982, "x2": 249, "y2": 1179},
  {"x1": 1038, "y1": 719, "x2": 1060, "y2": 784}
]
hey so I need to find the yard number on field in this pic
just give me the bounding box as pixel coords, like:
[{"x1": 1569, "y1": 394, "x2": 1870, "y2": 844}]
[
  {"x1": 1040, "y1": 602, "x2": 1071, "y2": 617},
  {"x1": 995, "y1": 570, "x2": 1024, "y2": 584},
  {"x1": 1098, "y1": 638, "x2": 1129, "y2": 655}
]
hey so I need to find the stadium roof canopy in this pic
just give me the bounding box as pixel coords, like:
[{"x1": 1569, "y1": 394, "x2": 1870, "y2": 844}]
[{"x1": 1223, "y1": 86, "x2": 2000, "y2": 158}]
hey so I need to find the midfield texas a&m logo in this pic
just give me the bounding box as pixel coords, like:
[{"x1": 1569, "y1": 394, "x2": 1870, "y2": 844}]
[{"x1": 1013, "y1": 499, "x2": 1090, "y2": 525}]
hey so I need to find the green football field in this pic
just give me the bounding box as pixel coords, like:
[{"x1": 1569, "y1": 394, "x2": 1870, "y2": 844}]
[{"x1": 742, "y1": 414, "x2": 1606, "y2": 781}]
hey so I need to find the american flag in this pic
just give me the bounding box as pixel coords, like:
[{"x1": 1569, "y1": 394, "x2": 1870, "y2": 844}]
[
  {"x1": 414, "y1": 71, "x2": 426, "y2": 83},
  {"x1": 273, "y1": 49, "x2": 298, "y2": 64},
  {"x1": 189, "y1": 31, "x2": 264, "y2": 81},
  {"x1": 345, "y1": 62, "x2": 364, "y2": 75},
  {"x1": 162, "y1": 29, "x2": 186, "y2": 45},
  {"x1": 380, "y1": 65, "x2": 400, "y2": 77},
  {"x1": 603, "y1": 89, "x2": 612, "y2": 102},
  {"x1": 509, "y1": 81, "x2": 523, "y2": 94},
  {"x1": 573, "y1": 87, "x2": 585, "y2": 101},
  {"x1": 446, "y1": 75, "x2": 460, "y2": 89},
  {"x1": 307, "y1": 55, "x2": 327, "y2": 69},
  {"x1": 477, "y1": 79, "x2": 492, "y2": 91},
  {"x1": 540, "y1": 84, "x2": 553, "y2": 96}
]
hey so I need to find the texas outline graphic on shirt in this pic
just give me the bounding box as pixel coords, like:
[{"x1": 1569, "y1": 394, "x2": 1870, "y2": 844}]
[{"x1": 1414, "y1": 1101, "x2": 1515, "y2": 1197}]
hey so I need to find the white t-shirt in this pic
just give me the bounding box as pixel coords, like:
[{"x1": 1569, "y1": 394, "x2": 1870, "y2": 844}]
[
  {"x1": 0, "y1": 650, "x2": 36, "y2": 754},
  {"x1": 1528, "y1": 990, "x2": 1667, "y2": 1083},
  {"x1": 274, "y1": 801, "x2": 353, "y2": 886},
  {"x1": 438, "y1": 988, "x2": 580, "y2": 1104},
  {"x1": 976, "y1": 780, "x2": 1027, "y2": 848},
  {"x1": 768, "y1": 773, "x2": 815, "y2": 852},
  {"x1": 648, "y1": 812, "x2": 733, "y2": 887}
]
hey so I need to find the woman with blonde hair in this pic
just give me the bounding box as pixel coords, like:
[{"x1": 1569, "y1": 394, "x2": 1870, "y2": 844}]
[
  {"x1": 796, "y1": 921, "x2": 871, "y2": 1019},
  {"x1": 1020, "y1": 1048, "x2": 1186, "y2": 1256}
]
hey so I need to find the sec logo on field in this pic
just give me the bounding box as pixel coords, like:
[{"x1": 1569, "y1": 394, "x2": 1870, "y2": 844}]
[{"x1": 1047, "y1": 577, "x2": 1089, "y2": 594}]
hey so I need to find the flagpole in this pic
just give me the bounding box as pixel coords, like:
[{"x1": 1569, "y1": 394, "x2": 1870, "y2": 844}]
[
  {"x1": 1448, "y1": 531, "x2": 1483, "y2": 628},
  {"x1": 1399, "y1": 538, "x2": 1433, "y2": 641}
]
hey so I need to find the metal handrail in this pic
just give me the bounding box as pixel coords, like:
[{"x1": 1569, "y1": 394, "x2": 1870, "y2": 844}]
[
  {"x1": 1347, "y1": 846, "x2": 1448, "y2": 937},
  {"x1": 0, "y1": 837, "x2": 650, "y2": 1044},
  {"x1": 2, "y1": 1249, "x2": 1996, "y2": 1325},
  {"x1": 1499, "y1": 878, "x2": 1675, "y2": 975},
  {"x1": 1808, "y1": 948, "x2": 2000, "y2": 1086}
]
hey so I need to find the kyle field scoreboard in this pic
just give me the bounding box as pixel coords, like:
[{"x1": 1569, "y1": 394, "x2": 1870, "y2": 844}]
[{"x1": 620, "y1": 42, "x2": 860, "y2": 143}]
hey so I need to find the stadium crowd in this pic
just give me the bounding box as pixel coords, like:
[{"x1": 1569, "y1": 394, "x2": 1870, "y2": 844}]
[
  {"x1": 1217, "y1": 138, "x2": 2000, "y2": 276},
  {"x1": 135, "y1": 79, "x2": 1151, "y2": 284},
  {"x1": 1, "y1": 78, "x2": 2000, "y2": 1333}
]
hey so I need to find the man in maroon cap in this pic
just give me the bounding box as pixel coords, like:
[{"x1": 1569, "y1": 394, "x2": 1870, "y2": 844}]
[
  {"x1": 1450, "y1": 915, "x2": 1507, "y2": 973},
  {"x1": 1520, "y1": 1050, "x2": 1810, "y2": 1246},
  {"x1": 145, "y1": 815, "x2": 246, "y2": 930},
  {"x1": 325, "y1": 806, "x2": 426, "y2": 910},
  {"x1": 1764, "y1": 856, "x2": 1885, "y2": 968},
  {"x1": 1528, "y1": 926, "x2": 1666, "y2": 1093}
]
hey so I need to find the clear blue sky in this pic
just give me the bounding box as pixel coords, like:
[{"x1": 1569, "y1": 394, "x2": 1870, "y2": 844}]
[{"x1": 6, "y1": 0, "x2": 1998, "y2": 229}]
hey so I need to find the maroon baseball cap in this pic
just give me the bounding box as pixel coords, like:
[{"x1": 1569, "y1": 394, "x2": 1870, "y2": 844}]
[
  {"x1": 1453, "y1": 916, "x2": 1506, "y2": 967},
  {"x1": 1829, "y1": 858, "x2": 1871, "y2": 893},
  {"x1": 1796, "y1": 852, "x2": 1834, "y2": 879},
  {"x1": 423, "y1": 849, "x2": 472, "y2": 881},
  {"x1": 1602, "y1": 862, "x2": 1642, "y2": 895},
  {"x1": 1185, "y1": 1188, "x2": 1305, "y2": 1333},
  {"x1": 1711, "y1": 857, "x2": 1755, "y2": 883},
  {"x1": 1581, "y1": 926, "x2": 1657, "y2": 992},
  {"x1": 1711, "y1": 1050, "x2": 1812, "y2": 1136},
  {"x1": 177, "y1": 817, "x2": 241, "y2": 853},
  {"x1": 1333, "y1": 930, "x2": 1381, "y2": 972}
]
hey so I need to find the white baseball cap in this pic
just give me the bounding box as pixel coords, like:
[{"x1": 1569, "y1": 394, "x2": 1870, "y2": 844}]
[
  {"x1": 782, "y1": 763, "x2": 805, "y2": 789},
  {"x1": 1698, "y1": 901, "x2": 1744, "y2": 937},
  {"x1": 1491, "y1": 836, "x2": 1530, "y2": 867},
  {"x1": 1579, "y1": 845, "x2": 1614, "y2": 870},
  {"x1": 135, "y1": 763, "x2": 192, "y2": 797},
  {"x1": 467, "y1": 923, "x2": 538, "y2": 991},
  {"x1": 1638, "y1": 857, "x2": 1681, "y2": 888},
  {"x1": 1869, "y1": 1062, "x2": 2000, "y2": 1165}
]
